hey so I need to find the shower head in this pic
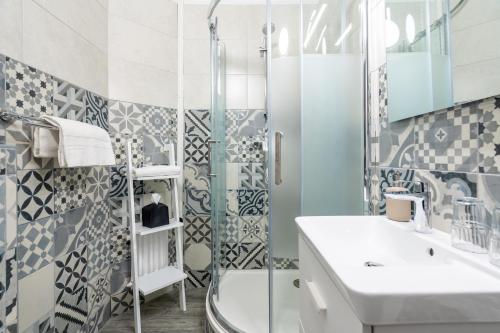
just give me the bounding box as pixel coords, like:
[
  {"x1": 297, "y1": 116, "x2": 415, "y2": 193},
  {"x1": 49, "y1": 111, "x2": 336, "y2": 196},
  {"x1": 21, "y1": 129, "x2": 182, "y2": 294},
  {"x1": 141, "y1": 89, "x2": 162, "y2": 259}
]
[{"x1": 262, "y1": 23, "x2": 276, "y2": 36}]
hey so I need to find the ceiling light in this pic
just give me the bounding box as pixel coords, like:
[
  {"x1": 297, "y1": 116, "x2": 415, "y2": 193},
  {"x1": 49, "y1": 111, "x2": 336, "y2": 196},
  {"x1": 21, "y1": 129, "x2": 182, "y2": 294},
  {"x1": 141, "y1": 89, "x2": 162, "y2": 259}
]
[
  {"x1": 385, "y1": 8, "x2": 400, "y2": 48},
  {"x1": 334, "y1": 23, "x2": 352, "y2": 46},
  {"x1": 304, "y1": 4, "x2": 327, "y2": 48},
  {"x1": 279, "y1": 28, "x2": 289, "y2": 56},
  {"x1": 406, "y1": 14, "x2": 416, "y2": 43},
  {"x1": 315, "y1": 25, "x2": 328, "y2": 51}
]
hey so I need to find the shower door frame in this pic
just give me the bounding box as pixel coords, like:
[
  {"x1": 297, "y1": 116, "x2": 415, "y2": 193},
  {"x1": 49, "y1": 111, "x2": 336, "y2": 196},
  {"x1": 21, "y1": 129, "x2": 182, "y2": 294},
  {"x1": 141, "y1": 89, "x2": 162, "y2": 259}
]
[
  {"x1": 208, "y1": 16, "x2": 227, "y2": 300},
  {"x1": 265, "y1": 0, "x2": 370, "y2": 332}
]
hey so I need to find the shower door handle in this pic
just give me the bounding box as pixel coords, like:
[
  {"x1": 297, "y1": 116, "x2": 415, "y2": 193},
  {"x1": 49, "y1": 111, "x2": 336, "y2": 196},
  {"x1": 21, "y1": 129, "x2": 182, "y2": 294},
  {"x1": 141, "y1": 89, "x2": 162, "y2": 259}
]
[
  {"x1": 275, "y1": 131, "x2": 283, "y2": 185},
  {"x1": 208, "y1": 139, "x2": 220, "y2": 177}
]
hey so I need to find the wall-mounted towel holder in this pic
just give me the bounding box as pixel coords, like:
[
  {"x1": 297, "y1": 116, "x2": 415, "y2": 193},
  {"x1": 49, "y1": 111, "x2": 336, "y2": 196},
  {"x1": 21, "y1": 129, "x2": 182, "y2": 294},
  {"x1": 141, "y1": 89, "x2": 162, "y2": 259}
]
[{"x1": 0, "y1": 108, "x2": 58, "y2": 129}]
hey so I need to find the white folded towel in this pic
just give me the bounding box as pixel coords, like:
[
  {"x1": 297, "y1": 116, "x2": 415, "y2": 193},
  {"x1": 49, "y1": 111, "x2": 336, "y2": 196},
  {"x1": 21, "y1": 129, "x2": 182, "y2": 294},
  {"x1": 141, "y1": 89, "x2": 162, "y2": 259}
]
[
  {"x1": 134, "y1": 165, "x2": 181, "y2": 178},
  {"x1": 33, "y1": 127, "x2": 59, "y2": 158},
  {"x1": 41, "y1": 115, "x2": 116, "y2": 168}
]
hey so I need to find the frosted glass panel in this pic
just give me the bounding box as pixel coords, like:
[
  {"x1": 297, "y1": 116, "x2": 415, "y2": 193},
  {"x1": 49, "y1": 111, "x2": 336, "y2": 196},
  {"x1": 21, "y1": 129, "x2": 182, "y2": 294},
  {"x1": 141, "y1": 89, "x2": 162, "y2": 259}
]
[
  {"x1": 270, "y1": 56, "x2": 301, "y2": 259},
  {"x1": 302, "y1": 55, "x2": 364, "y2": 216},
  {"x1": 387, "y1": 52, "x2": 433, "y2": 121}
]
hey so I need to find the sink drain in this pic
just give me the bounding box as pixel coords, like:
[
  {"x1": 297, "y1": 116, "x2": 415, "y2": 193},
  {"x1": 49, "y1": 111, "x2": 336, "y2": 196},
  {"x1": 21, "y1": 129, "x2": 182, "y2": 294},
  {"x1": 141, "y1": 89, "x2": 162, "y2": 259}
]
[
  {"x1": 364, "y1": 261, "x2": 384, "y2": 267},
  {"x1": 293, "y1": 279, "x2": 300, "y2": 288}
]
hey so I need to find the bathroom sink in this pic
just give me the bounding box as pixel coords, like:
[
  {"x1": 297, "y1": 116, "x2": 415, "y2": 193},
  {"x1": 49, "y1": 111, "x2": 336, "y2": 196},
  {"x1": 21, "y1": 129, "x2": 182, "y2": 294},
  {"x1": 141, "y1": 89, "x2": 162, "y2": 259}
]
[{"x1": 296, "y1": 216, "x2": 500, "y2": 326}]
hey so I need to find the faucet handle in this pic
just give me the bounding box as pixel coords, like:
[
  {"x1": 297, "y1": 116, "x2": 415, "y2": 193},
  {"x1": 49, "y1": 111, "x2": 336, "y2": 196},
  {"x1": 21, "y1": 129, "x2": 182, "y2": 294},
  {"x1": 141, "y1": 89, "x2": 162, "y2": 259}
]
[{"x1": 413, "y1": 180, "x2": 429, "y2": 193}]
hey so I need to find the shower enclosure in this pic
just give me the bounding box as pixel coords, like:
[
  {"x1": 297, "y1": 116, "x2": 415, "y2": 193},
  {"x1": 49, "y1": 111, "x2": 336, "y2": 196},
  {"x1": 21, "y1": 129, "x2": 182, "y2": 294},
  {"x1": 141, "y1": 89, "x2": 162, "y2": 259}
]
[{"x1": 205, "y1": 0, "x2": 367, "y2": 332}]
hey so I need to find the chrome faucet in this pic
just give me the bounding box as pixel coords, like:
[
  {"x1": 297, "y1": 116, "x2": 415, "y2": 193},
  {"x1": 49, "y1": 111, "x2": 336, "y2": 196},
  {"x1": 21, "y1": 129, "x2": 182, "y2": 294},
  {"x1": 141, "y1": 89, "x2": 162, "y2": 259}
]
[{"x1": 384, "y1": 181, "x2": 432, "y2": 234}]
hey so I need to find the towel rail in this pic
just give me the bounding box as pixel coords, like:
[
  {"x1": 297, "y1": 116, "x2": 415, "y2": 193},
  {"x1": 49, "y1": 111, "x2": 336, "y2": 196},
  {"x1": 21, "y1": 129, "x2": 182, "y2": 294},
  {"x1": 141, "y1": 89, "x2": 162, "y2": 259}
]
[{"x1": 0, "y1": 108, "x2": 58, "y2": 129}]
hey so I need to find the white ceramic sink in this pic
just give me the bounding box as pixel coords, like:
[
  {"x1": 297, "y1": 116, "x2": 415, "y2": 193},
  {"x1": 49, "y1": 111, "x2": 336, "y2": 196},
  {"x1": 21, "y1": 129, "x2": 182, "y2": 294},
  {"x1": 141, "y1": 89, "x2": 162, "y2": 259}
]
[{"x1": 296, "y1": 215, "x2": 500, "y2": 326}]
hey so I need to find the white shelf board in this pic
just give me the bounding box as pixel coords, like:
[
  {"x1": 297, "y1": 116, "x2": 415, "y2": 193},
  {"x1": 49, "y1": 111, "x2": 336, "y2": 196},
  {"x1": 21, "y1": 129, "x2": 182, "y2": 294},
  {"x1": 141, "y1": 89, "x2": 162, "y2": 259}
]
[
  {"x1": 135, "y1": 220, "x2": 183, "y2": 236},
  {"x1": 137, "y1": 266, "x2": 187, "y2": 295},
  {"x1": 134, "y1": 174, "x2": 180, "y2": 181}
]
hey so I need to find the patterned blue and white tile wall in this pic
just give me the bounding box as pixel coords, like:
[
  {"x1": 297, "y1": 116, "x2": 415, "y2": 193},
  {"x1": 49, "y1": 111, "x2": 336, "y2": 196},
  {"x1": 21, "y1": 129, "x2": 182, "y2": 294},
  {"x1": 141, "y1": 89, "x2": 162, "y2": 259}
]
[
  {"x1": 0, "y1": 54, "x2": 178, "y2": 333},
  {"x1": 367, "y1": 63, "x2": 500, "y2": 233},
  {"x1": 183, "y1": 108, "x2": 270, "y2": 287}
]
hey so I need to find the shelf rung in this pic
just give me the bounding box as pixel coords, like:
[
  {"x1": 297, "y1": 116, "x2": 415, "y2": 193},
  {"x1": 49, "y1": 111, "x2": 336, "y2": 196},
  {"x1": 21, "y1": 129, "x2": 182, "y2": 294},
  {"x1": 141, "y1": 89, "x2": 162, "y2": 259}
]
[
  {"x1": 137, "y1": 266, "x2": 187, "y2": 295},
  {"x1": 134, "y1": 220, "x2": 183, "y2": 236}
]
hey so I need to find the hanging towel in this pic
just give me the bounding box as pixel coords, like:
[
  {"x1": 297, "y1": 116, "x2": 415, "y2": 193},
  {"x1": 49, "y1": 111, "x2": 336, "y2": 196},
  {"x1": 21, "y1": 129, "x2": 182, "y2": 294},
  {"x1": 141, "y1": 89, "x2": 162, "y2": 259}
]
[
  {"x1": 41, "y1": 115, "x2": 116, "y2": 167},
  {"x1": 133, "y1": 165, "x2": 181, "y2": 178},
  {"x1": 33, "y1": 127, "x2": 59, "y2": 158}
]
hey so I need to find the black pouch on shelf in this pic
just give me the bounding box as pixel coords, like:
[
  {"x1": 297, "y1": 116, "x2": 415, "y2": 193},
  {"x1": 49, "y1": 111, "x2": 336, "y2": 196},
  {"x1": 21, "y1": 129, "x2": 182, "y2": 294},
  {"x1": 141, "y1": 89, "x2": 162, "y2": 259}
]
[{"x1": 142, "y1": 202, "x2": 169, "y2": 228}]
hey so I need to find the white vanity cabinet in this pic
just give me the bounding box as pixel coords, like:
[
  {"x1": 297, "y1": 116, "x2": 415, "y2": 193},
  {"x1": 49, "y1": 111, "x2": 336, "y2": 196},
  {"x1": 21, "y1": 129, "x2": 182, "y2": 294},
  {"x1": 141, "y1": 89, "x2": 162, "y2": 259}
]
[
  {"x1": 299, "y1": 235, "x2": 369, "y2": 333},
  {"x1": 298, "y1": 233, "x2": 500, "y2": 333}
]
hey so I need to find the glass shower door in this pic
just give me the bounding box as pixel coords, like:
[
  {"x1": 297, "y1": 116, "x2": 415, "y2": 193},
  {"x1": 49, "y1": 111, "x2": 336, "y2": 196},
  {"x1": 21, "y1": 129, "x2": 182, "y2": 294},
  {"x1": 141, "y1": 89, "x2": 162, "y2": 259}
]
[
  {"x1": 268, "y1": 0, "x2": 366, "y2": 332},
  {"x1": 209, "y1": 21, "x2": 227, "y2": 298}
]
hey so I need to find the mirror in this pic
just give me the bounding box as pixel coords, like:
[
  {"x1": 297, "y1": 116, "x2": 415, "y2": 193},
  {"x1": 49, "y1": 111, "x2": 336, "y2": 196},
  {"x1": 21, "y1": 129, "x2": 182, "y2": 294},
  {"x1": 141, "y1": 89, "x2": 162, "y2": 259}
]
[{"x1": 386, "y1": 0, "x2": 500, "y2": 123}]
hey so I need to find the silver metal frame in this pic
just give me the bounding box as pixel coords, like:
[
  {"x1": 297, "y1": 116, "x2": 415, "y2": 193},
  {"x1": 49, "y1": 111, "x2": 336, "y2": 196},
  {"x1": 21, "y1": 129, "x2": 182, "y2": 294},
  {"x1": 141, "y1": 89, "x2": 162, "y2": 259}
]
[
  {"x1": 0, "y1": 109, "x2": 58, "y2": 129},
  {"x1": 207, "y1": 0, "x2": 221, "y2": 19}
]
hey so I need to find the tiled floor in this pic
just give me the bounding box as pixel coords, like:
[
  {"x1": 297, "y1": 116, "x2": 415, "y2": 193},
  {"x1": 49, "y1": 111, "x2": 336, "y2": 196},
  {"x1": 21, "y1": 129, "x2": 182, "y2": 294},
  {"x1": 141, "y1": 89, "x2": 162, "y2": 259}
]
[{"x1": 101, "y1": 288, "x2": 207, "y2": 333}]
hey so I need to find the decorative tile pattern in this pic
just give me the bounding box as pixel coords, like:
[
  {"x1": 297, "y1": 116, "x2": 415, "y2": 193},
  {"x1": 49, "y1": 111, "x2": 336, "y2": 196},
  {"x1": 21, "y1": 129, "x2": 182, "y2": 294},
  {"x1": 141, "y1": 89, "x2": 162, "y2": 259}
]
[
  {"x1": 225, "y1": 110, "x2": 243, "y2": 139},
  {"x1": 86, "y1": 167, "x2": 110, "y2": 204},
  {"x1": 52, "y1": 78, "x2": 86, "y2": 121},
  {"x1": 368, "y1": 167, "x2": 380, "y2": 215},
  {"x1": 184, "y1": 164, "x2": 210, "y2": 190},
  {"x1": 87, "y1": 269, "x2": 111, "y2": 333},
  {"x1": 273, "y1": 257, "x2": 298, "y2": 270},
  {"x1": 226, "y1": 190, "x2": 238, "y2": 216},
  {"x1": 223, "y1": 243, "x2": 239, "y2": 269},
  {"x1": 6, "y1": 121, "x2": 54, "y2": 170},
  {"x1": 109, "y1": 165, "x2": 144, "y2": 198},
  {"x1": 226, "y1": 136, "x2": 239, "y2": 163},
  {"x1": 185, "y1": 109, "x2": 210, "y2": 138},
  {"x1": 85, "y1": 92, "x2": 109, "y2": 131},
  {"x1": 144, "y1": 106, "x2": 177, "y2": 139},
  {"x1": 238, "y1": 216, "x2": 267, "y2": 243},
  {"x1": 237, "y1": 109, "x2": 266, "y2": 139},
  {"x1": 239, "y1": 163, "x2": 266, "y2": 189},
  {"x1": 378, "y1": 168, "x2": 415, "y2": 214},
  {"x1": 54, "y1": 246, "x2": 88, "y2": 333},
  {"x1": 184, "y1": 242, "x2": 211, "y2": 270},
  {"x1": 54, "y1": 168, "x2": 85, "y2": 189},
  {"x1": 110, "y1": 228, "x2": 130, "y2": 264},
  {"x1": 110, "y1": 287, "x2": 134, "y2": 317},
  {"x1": 379, "y1": 114, "x2": 415, "y2": 168},
  {"x1": 54, "y1": 185, "x2": 86, "y2": 214},
  {"x1": 478, "y1": 96, "x2": 500, "y2": 173},
  {"x1": 184, "y1": 136, "x2": 209, "y2": 164},
  {"x1": 415, "y1": 106, "x2": 478, "y2": 172},
  {"x1": 54, "y1": 206, "x2": 87, "y2": 258},
  {"x1": 184, "y1": 215, "x2": 211, "y2": 244},
  {"x1": 109, "y1": 259, "x2": 130, "y2": 295},
  {"x1": 108, "y1": 101, "x2": 143, "y2": 135},
  {"x1": 415, "y1": 170, "x2": 477, "y2": 233},
  {"x1": 0, "y1": 146, "x2": 16, "y2": 175},
  {"x1": 17, "y1": 216, "x2": 55, "y2": 278},
  {"x1": 184, "y1": 188, "x2": 210, "y2": 216},
  {"x1": 87, "y1": 202, "x2": 110, "y2": 243},
  {"x1": 0, "y1": 54, "x2": 5, "y2": 108},
  {"x1": 3, "y1": 175, "x2": 16, "y2": 250},
  {"x1": 4, "y1": 248, "x2": 17, "y2": 332},
  {"x1": 238, "y1": 242, "x2": 266, "y2": 269},
  {"x1": 88, "y1": 236, "x2": 110, "y2": 280},
  {"x1": 111, "y1": 135, "x2": 143, "y2": 166},
  {"x1": 185, "y1": 270, "x2": 211, "y2": 288},
  {"x1": 225, "y1": 216, "x2": 238, "y2": 243},
  {"x1": 238, "y1": 137, "x2": 265, "y2": 163},
  {"x1": 17, "y1": 169, "x2": 54, "y2": 223},
  {"x1": 237, "y1": 190, "x2": 267, "y2": 216},
  {"x1": 5, "y1": 57, "x2": 53, "y2": 117},
  {"x1": 143, "y1": 135, "x2": 170, "y2": 165}
]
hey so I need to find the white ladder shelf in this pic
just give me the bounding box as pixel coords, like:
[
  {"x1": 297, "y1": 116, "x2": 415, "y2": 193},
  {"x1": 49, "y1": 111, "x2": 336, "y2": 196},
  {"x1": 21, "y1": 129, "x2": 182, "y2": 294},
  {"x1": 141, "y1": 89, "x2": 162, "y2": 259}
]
[{"x1": 125, "y1": 140, "x2": 187, "y2": 333}]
